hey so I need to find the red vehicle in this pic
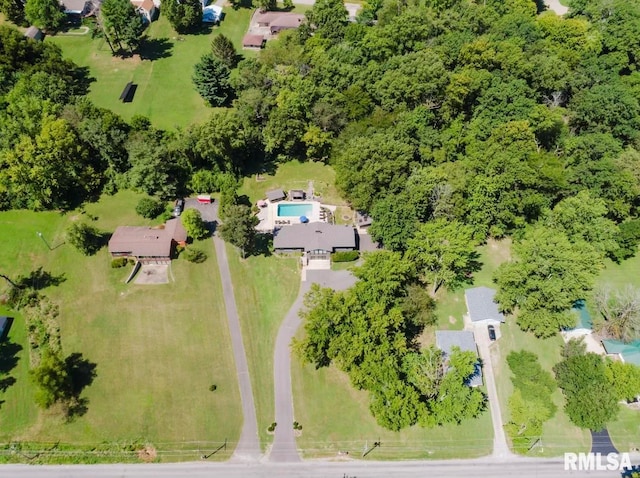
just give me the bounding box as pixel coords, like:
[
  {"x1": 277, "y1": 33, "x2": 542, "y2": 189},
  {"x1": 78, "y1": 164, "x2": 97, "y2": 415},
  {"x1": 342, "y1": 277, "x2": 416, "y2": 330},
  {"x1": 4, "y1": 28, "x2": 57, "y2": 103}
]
[{"x1": 196, "y1": 195, "x2": 212, "y2": 204}]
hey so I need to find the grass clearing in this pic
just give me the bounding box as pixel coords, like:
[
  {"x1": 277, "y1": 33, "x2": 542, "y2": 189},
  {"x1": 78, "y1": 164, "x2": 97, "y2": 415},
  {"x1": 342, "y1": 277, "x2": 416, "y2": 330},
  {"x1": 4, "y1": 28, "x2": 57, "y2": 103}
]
[
  {"x1": 607, "y1": 405, "x2": 640, "y2": 453},
  {"x1": 0, "y1": 192, "x2": 241, "y2": 461},
  {"x1": 225, "y1": 246, "x2": 299, "y2": 449},
  {"x1": 48, "y1": 9, "x2": 254, "y2": 129},
  {"x1": 239, "y1": 161, "x2": 347, "y2": 207}
]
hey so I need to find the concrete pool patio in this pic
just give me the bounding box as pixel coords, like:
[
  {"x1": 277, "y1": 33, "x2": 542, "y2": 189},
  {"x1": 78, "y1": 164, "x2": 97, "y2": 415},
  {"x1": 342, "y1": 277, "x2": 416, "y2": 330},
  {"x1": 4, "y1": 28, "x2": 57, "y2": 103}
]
[{"x1": 256, "y1": 200, "x2": 335, "y2": 232}]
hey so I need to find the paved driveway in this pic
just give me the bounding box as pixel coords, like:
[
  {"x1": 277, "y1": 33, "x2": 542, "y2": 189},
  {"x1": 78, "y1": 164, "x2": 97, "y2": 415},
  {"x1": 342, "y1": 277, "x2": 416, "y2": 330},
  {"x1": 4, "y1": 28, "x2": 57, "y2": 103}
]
[{"x1": 591, "y1": 429, "x2": 618, "y2": 455}]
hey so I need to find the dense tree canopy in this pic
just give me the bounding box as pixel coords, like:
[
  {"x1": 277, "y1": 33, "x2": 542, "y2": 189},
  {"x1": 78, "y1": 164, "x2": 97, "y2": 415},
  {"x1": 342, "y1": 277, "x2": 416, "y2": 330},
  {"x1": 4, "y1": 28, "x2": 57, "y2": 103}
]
[
  {"x1": 24, "y1": 0, "x2": 64, "y2": 31},
  {"x1": 163, "y1": 0, "x2": 202, "y2": 33}
]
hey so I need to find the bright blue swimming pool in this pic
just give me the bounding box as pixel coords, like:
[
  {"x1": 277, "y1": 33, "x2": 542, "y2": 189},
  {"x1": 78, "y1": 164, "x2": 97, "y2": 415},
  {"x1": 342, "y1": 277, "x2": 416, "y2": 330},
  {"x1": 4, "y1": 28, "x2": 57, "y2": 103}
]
[{"x1": 277, "y1": 203, "x2": 313, "y2": 217}]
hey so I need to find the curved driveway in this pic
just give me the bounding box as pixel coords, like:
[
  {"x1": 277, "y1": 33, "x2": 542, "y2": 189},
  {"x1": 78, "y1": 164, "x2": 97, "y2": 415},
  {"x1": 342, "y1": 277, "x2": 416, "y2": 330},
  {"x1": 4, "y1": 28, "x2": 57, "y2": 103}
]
[{"x1": 269, "y1": 270, "x2": 356, "y2": 462}]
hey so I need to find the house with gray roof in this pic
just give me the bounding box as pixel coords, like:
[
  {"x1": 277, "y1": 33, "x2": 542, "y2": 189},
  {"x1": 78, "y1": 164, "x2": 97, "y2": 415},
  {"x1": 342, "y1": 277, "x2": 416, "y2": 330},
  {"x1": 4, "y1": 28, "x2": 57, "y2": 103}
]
[
  {"x1": 465, "y1": 287, "x2": 505, "y2": 325},
  {"x1": 24, "y1": 26, "x2": 44, "y2": 41},
  {"x1": 273, "y1": 223, "x2": 356, "y2": 265},
  {"x1": 436, "y1": 330, "x2": 483, "y2": 387}
]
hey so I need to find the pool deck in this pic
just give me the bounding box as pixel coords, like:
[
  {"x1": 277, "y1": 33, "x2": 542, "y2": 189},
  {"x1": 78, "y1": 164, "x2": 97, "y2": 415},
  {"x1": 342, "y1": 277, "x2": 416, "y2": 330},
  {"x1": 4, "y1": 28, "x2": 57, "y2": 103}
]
[{"x1": 256, "y1": 200, "x2": 335, "y2": 232}]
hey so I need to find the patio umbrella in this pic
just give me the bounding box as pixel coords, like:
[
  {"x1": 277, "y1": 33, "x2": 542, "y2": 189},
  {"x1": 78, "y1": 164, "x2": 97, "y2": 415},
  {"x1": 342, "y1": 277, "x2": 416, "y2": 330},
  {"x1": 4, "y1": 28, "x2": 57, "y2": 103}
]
[{"x1": 300, "y1": 215, "x2": 309, "y2": 223}]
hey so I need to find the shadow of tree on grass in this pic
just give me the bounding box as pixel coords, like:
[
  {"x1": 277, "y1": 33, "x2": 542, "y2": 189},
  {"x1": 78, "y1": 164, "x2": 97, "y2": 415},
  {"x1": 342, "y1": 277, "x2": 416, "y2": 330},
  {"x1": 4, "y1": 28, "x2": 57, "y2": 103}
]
[{"x1": 139, "y1": 37, "x2": 173, "y2": 61}]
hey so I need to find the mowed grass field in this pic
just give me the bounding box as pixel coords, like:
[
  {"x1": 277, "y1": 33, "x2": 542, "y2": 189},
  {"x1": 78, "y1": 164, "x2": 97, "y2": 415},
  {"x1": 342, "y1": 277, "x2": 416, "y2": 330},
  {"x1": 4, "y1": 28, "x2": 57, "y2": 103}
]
[
  {"x1": 225, "y1": 246, "x2": 299, "y2": 449},
  {"x1": 0, "y1": 191, "x2": 241, "y2": 461},
  {"x1": 48, "y1": 9, "x2": 254, "y2": 129}
]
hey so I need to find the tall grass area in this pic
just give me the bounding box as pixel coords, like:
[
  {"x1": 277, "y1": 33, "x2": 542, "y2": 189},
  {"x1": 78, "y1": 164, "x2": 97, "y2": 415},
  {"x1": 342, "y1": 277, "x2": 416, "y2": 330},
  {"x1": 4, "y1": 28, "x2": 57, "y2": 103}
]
[
  {"x1": 48, "y1": 9, "x2": 254, "y2": 129},
  {"x1": 0, "y1": 192, "x2": 241, "y2": 462},
  {"x1": 225, "y1": 246, "x2": 299, "y2": 449}
]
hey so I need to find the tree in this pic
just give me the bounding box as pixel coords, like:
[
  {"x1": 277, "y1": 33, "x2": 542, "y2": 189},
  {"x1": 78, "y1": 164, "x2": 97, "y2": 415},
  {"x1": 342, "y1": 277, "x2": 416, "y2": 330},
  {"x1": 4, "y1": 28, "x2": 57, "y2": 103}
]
[
  {"x1": 180, "y1": 208, "x2": 209, "y2": 240},
  {"x1": 593, "y1": 285, "x2": 640, "y2": 342},
  {"x1": 163, "y1": 0, "x2": 202, "y2": 33},
  {"x1": 100, "y1": 0, "x2": 145, "y2": 55},
  {"x1": 305, "y1": 0, "x2": 347, "y2": 42},
  {"x1": 605, "y1": 360, "x2": 640, "y2": 403},
  {"x1": 494, "y1": 226, "x2": 602, "y2": 337},
  {"x1": 553, "y1": 341, "x2": 619, "y2": 431},
  {"x1": 368, "y1": 195, "x2": 419, "y2": 252},
  {"x1": 612, "y1": 219, "x2": 640, "y2": 263},
  {"x1": 258, "y1": 0, "x2": 276, "y2": 11},
  {"x1": 211, "y1": 34, "x2": 238, "y2": 69},
  {"x1": 30, "y1": 350, "x2": 71, "y2": 409},
  {"x1": 135, "y1": 197, "x2": 165, "y2": 219},
  {"x1": 192, "y1": 54, "x2": 233, "y2": 107},
  {"x1": 0, "y1": 0, "x2": 26, "y2": 25},
  {"x1": 24, "y1": 0, "x2": 64, "y2": 31},
  {"x1": 218, "y1": 204, "x2": 258, "y2": 258},
  {"x1": 406, "y1": 219, "x2": 479, "y2": 295},
  {"x1": 66, "y1": 222, "x2": 103, "y2": 256}
]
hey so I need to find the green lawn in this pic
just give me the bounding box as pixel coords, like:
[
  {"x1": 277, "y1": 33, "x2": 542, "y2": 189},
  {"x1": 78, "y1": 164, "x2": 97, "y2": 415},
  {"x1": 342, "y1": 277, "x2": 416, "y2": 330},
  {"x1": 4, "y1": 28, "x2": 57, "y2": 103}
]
[
  {"x1": 225, "y1": 246, "x2": 299, "y2": 449},
  {"x1": 492, "y1": 322, "x2": 591, "y2": 456},
  {"x1": 608, "y1": 405, "x2": 640, "y2": 454},
  {"x1": 291, "y1": 360, "x2": 493, "y2": 459},
  {"x1": 48, "y1": 9, "x2": 254, "y2": 129},
  {"x1": 0, "y1": 192, "x2": 241, "y2": 461},
  {"x1": 239, "y1": 161, "x2": 347, "y2": 208}
]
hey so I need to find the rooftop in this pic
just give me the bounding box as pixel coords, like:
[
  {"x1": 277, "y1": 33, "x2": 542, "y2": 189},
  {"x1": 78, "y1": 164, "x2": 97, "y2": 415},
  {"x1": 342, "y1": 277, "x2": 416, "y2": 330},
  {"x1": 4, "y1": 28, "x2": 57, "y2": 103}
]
[
  {"x1": 273, "y1": 223, "x2": 356, "y2": 252},
  {"x1": 465, "y1": 287, "x2": 505, "y2": 323},
  {"x1": 108, "y1": 218, "x2": 186, "y2": 258},
  {"x1": 435, "y1": 330, "x2": 483, "y2": 387},
  {"x1": 602, "y1": 339, "x2": 640, "y2": 366},
  {"x1": 266, "y1": 188, "x2": 286, "y2": 202}
]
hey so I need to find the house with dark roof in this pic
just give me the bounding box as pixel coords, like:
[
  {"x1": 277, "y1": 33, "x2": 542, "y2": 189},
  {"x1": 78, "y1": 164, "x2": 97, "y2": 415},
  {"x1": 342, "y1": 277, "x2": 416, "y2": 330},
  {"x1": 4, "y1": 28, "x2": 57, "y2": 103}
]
[
  {"x1": 108, "y1": 218, "x2": 187, "y2": 263},
  {"x1": 465, "y1": 287, "x2": 505, "y2": 325},
  {"x1": 254, "y1": 11, "x2": 305, "y2": 33},
  {"x1": 266, "y1": 188, "x2": 286, "y2": 202},
  {"x1": 273, "y1": 223, "x2": 356, "y2": 264},
  {"x1": 435, "y1": 330, "x2": 483, "y2": 387},
  {"x1": 356, "y1": 211, "x2": 372, "y2": 228}
]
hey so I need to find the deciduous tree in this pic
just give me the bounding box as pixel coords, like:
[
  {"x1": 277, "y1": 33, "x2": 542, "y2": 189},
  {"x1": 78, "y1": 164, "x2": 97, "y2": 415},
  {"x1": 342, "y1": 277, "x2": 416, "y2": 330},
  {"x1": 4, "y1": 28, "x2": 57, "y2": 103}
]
[
  {"x1": 180, "y1": 208, "x2": 209, "y2": 240},
  {"x1": 100, "y1": 0, "x2": 145, "y2": 55},
  {"x1": 24, "y1": 0, "x2": 64, "y2": 31},
  {"x1": 218, "y1": 204, "x2": 258, "y2": 257},
  {"x1": 163, "y1": 0, "x2": 202, "y2": 33}
]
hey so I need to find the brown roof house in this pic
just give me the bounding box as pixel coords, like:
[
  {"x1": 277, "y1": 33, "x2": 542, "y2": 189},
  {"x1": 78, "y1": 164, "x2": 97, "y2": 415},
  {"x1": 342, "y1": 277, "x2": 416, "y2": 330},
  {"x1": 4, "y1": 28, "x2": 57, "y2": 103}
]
[
  {"x1": 255, "y1": 11, "x2": 305, "y2": 34},
  {"x1": 242, "y1": 33, "x2": 265, "y2": 49},
  {"x1": 108, "y1": 218, "x2": 187, "y2": 263},
  {"x1": 131, "y1": 0, "x2": 157, "y2": 23}
]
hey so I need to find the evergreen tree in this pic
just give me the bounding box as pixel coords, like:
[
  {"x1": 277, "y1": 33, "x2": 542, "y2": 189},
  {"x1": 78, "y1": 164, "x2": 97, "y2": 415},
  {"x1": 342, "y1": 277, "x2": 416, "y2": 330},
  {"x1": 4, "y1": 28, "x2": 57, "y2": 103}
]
[
  {"x1": 211, "y1": 34, "x2": 238, "y2": 69},
  {"x1": 192, "y1": 54, "x2": 233, "y2": 106}
]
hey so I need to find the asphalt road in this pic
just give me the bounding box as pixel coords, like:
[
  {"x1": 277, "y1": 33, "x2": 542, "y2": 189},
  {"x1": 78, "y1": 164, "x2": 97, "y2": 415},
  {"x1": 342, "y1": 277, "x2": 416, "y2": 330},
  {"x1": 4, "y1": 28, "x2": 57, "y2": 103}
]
[{"x1": 0, "y1": 457, "x2": 624, "y2": 478}]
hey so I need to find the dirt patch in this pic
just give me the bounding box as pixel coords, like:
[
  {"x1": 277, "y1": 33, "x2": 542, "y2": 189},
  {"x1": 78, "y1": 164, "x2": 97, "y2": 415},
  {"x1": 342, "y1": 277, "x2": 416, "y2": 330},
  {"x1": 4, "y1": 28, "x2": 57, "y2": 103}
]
[
  {"x1": 448, "y1": 315, "x2": 457, "y2": 324},
  {"x1": 137, "y1": 445, "x2": 157, "y2": 462},
  {"x1": 134, "y1": 264, "x2": 169, "y2": 284}
]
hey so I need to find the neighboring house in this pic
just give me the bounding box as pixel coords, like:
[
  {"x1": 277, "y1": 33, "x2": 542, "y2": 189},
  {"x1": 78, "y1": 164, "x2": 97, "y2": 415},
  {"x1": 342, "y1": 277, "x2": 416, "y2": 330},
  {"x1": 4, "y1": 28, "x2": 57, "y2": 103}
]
[
  {"x1": 266, "y1": 188, "x2": 286, "y2": 203},
  {"x1": 108, "y1": 218, "x2": 187, "y2": 263},
  {"x1": 255, "y1": 11, "x2": 304, "y2": 34},
  {"x1": 242, "y1": 33, "x2": 265, "y2": 49},
  {"x1": 602, "y1": 339, "x2": 640, "y2": 367},
  {"x1": 465, "y1": 286, "x2": 505, "y2": 325},
  {"x1": 203, "y1": 4, "x2": 222, "y2": 23},
  {"x1": 60, "y1": 0, "x2": 92, "y2": 15},
  {"x1": 435, "y1": 330, "x2": 483, "y2": 387},
  {"x1": 24, "y1": 26, "x2": 44, "y2": 41},
  {"x1": 273, "y1": 222, "x2": 356, "y2": 263},
  {"x1": 131, "y1": 0, "x2": 157, "y2": 23}
]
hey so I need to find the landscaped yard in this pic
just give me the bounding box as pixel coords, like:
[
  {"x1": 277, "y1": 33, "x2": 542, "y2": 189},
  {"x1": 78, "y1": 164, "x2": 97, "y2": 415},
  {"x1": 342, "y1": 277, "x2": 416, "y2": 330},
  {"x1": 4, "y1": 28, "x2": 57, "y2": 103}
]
[
  {"x1": 608, "y1": 405, "x2": 640, "y2": 454},
  {"x1": 47, "y1": 9, "x2": 254, "y2": 129},
  {"x1": 0, "y1": 192, "x2": 241, "y2": 462},
  {"x1": 225, "y1": 245, "x2": 299, "y2": 449}
]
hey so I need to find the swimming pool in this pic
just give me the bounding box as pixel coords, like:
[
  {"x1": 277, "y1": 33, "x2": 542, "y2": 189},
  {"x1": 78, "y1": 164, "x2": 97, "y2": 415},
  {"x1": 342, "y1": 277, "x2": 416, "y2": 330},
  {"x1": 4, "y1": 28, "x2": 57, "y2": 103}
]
[{"x1": 277, "y1": 203, "x2": 313, "y2": 217}]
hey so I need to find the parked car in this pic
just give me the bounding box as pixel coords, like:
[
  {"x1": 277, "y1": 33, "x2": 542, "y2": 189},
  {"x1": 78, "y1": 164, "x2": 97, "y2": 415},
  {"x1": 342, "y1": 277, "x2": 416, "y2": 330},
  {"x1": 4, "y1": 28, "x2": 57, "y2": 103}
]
[
  {"x1": 173, "y1": 199, "x2": 185, "y2": 217},
  {"x1": 488, "y1": 324, "x2": 496, "y2": 341}
]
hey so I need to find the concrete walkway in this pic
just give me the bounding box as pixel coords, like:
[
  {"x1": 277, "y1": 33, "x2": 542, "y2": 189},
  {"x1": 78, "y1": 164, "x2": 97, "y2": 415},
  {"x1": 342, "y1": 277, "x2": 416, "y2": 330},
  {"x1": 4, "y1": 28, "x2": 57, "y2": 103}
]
[
  {"x1": 269, "y1": 270, "x2": 356, "y2": 462},
  {"x1": 209, "y1": 203, "x2": 261, "y2": 462},
  {"x1": 474, "y1": 325, "x2": 514, "y2": 460}
]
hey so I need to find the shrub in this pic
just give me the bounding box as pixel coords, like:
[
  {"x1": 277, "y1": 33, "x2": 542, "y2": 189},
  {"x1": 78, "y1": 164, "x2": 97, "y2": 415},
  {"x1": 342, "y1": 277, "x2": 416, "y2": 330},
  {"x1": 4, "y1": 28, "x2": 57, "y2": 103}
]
[
  {"x1": 111, "y1": 258, "x2": 128, "y2": 268},
  {"x1": 331, "y1": 251, "x2": 359, "y2": 262},
  {"x1": 182, "y1": 248, "x2": 208, "y2": 263},
  {"x1": 136, "y1": 198, "x2": 165, "y2": 219},
  {"x1": 209, "y1": 384, "x2": 217, "y2": 392}
]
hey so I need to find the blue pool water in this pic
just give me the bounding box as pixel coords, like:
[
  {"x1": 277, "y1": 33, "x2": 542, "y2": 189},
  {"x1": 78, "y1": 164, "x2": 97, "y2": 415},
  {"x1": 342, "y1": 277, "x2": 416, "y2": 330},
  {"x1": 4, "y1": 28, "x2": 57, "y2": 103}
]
[{"x1": 277, "y1": 203, "x2": 313, "y2": 217}]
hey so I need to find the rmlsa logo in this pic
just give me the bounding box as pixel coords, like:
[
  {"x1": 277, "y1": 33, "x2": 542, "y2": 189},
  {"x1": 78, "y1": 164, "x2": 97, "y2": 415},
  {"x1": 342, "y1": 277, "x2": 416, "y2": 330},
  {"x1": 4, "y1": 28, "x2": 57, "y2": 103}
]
[{"x1": 564, "y1": 452, "x2": 632, "y2": 471}]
